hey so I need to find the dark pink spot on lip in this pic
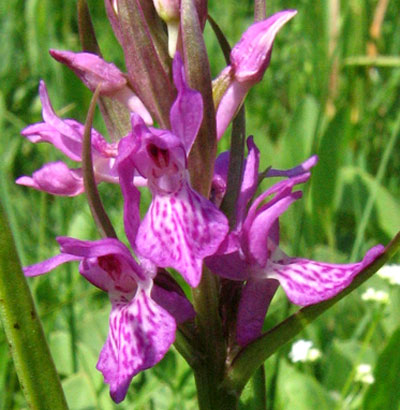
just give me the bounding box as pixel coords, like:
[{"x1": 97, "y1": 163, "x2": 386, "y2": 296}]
[{"x1": 147, "y1": 143, "x2": 170, "y2": 168}]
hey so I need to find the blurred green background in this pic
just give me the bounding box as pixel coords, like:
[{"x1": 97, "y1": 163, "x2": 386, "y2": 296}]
[{"x1": 1, "y1": 0, "x2": 400, "y2": 408}]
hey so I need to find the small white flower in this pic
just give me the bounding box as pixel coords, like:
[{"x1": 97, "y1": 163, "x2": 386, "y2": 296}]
[
  {"x1": 361, "y1": 287, "x2": 389, "y2": 305},
  {"x1": 377, "y1": 264, "x2": 400, "y2": 285},
  {"x1": 355, "y1": 364, "x2": 375, "y2": 384},
  {"x1": 289, "y1": 340, "x2": 321, "y2": 363}
]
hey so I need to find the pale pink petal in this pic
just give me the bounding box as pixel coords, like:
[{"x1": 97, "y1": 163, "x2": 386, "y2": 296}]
[
  {"x1": 266, "y1": 245, "x2": 385, "y2": 306},
  {"x1": 97, "y1": 289, "x2": 176, "y2": 403},
  {"x1": 216, "y1": 80, "x2": 248, "y2": 140},
  {"x1": 16, "y1": 162, "x2": 84, "y2": 196}
]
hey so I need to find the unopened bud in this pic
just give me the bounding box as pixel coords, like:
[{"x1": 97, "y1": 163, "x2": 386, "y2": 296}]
[
  {"x1": 153, "y1": 0, "x2": 180, "y2": 57},
  {"x1": 231, "y1": 10, "x2": 297, "y2": 85}
]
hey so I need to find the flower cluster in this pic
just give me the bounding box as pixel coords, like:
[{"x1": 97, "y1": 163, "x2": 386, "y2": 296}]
[{"x1": 19, "y1": 1, "x2": 384, "y2": 403}]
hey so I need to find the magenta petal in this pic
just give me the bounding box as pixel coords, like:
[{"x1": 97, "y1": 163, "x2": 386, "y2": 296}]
[
  {"x1": 24, "y1": 254, "x2": 80, "y2": 277},
  {"x1": 206, "y1": 249, "x2": 249, "y2": 281},
  {"x1": 245, "y1": 191, "x2": 302, "y2": 267},
  {"x1": 136, "y1": 183, "x2": 229, "y2": 287},
  {"x1": 117, "y1": 134, "x2": 142, "y2": 247},
  {"x1": 266, "y1": 155, "x2": 318, "y2": 178},
  {"x1": 231, "y1": 10, "x2": 297, "y2": 84},
  {"x1": 97, "y1": 289, "x2": 176, "y2": 403},
  {"x1": 49, "y1": 50, "x2": 127, "y2": 95},
  {"x1": 152, "y1": 285, "x2": 195, "y2": 324},
  {"x1": 267, "y1": 245, "x2": 385, "y2": 306},
  {"x1": 236, "y1": 278, "x2": 279, "y2": 346},
  {"x1": 16, "y1": 162, "x2": 84, "y2": 196},
  {"x1": 170, "y1": 53, "x2": 203, "y2": 153},
  {"x1": 235, "y1": 137, "x2": 260, "y2": 227},
  {"x1": 216, "y1": 80, "x2": 248, "y2": 140}
]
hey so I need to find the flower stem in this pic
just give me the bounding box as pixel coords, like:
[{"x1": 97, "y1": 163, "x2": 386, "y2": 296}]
[
  {"x1": 82, "y1": 84, "x2": 118, "y2": 239},
  {"x1": 0, "y1": 200, "x2": 68, "y2": 410},
  {"x1": 223, "y1": 231, "x2": 400, "y2": 394}
]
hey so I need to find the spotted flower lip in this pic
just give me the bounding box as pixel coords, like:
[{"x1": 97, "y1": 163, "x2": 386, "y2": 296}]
[
  {"x1": 16, "y1": 81, "x2": 146, "y2": 196},
  {"x1": 24, "y1": 236, "x2": 194, "y2": 403},
  {"x1": 117, "y1": 54, "x2": 229, "y2": 287},
  {"x1": 207, "y1": 137, "x2": 384, "y2": 345}
]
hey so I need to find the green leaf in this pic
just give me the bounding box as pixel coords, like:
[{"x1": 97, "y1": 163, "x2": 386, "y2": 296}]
[
  {"x1": 275, "y1": 360, "x2": 335, "y2": 410},
  {"x1": 278, "y1": 95, "x2": 319, "y2": 168},
  {"x1": 363, "y1": 327, "x2": 400, "y2": 410},
  {"x1": 339, "y1": 166, "x2": 400, "y2": 238}
]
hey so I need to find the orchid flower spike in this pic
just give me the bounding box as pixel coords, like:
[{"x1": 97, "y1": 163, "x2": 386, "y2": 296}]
[
  {"x1": 50, "y1": 50, "x2": 153, "y2": 124},
  {"x1": 207, "y1": 138, "x2": 384, "y2": 345},
  {"x1": 215, "y1": 10, "x2": 297, "y2": 139},
  {"x1": 24, "y1": 236, "x2": 194, "y2": 402},
  {"x1": 117, "y1": 53, "x2": 229, "y2": 287}
]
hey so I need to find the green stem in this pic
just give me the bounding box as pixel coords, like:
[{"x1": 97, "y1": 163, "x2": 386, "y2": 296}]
[
  {"x1": 0, "y1": 200, "x2": 68, "y2": 410},
  {"x1": 351, "y1": 109, "x2": 400, "y2": 260},
  {"x1": 336, "y1": 309, "x2": 382, "y2": 409},
  {"x1": 223, "y1": 231, "x2": 400, "y2": 394},
  {"x1": 82, "y1": 85, "x2": 118, "y2": 239}
]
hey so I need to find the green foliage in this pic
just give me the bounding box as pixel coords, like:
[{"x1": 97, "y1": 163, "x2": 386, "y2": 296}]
[{"x1": 1, "y1": 0, "x2": 400, "y2": 409}]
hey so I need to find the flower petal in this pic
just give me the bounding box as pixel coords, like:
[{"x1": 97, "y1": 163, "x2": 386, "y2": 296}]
[
  {"x1": 245, "y1": 191, "x2": 302, "y2": 267},
  {"x1": 136, "y1": 182, "x2": 229, "y2": 287},
  {"x1": 152, "y1": 284, "x2": 195, "y2": 324},
  {"x1": 24, "y1": 254, "x2": 81, "y2": 277},
  {"x1": 57, "y1": 237, "x2": 147, "y2": 282},
  {"x1": 49, "y1": 50, "x2": 127, "y2": 95},
  {"x1": 236, "y1": 278, "x2": 279, "y2": 346},
  {"x1": 116, "y1": 130, "x2": 142, "y2": 248},
  {"x1": 16, "y1": 162, "x2": 84, "y2": 196},
  {"x1": 266, "y1": 245, "x2": 385, "y2": 306},
  {"x1": 266, "y1": 155, "x2": 318, "y2": 178},
  {"x1": 97, "y1": 288, "x2": 176, "y2": 403},
  {"x1": 170, "y1": 53, "x2": 203, "y2": 153},
  {"x1": 235, "y1": 137, "x2": 260, "y2": 227},
  {"x1": 231, "y1": 10, "x2": 297, "y2": 84}
]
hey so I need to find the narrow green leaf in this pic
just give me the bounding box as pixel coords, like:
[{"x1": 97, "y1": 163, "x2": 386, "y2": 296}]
[
  {"x1": 363, "y1": 327, "x2": 400, "y2": 410},
  {"x1": 0, "y1": 201, "x2": 68, "y2": 410}
]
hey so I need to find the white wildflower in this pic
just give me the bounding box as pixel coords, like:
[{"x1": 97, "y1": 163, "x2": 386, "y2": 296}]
[
  {"x1": 377, "y1": 264, "x2": 400, "y2": 285},
  {"x1": 355, "y1": 364, "x2": 375, "y2": 384},
  {"x1": 361, "y1": 288, "x2": 389, "y2": 305},
  {"x1": 289, "y1": 340, "x2": 321, "y2": 363}
]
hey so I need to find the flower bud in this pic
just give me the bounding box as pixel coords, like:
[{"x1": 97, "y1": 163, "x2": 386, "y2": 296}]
[
  {"x1": 153, "y1": 0, "x2": 180, "y2": 57},
  {"x1": 231, "y1": 10, "x2": 297, "y2": 85},
  {"x1": 49, "y1": 50, "x2": 153, "y2": 124}
]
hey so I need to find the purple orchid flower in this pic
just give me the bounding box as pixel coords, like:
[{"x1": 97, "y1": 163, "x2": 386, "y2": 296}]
[
  {"x1": 16, "y1": 81, "x2": 146, "y2": 196},
  {"x1": 24, "y1": 236, "x2": 194, "y2": 402},
  {"x1": 116, "y1": 54, "x2": 229, "y2": 287},
  {"x1": 215, "y1": 10, "x2": 297, "y2": 139},
  {"x1": 49, "y1": 50, "x2": 153, "y2": 125},
  {"x1": 207, "y1": 138, "x2": 384, "y2": 345}
]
